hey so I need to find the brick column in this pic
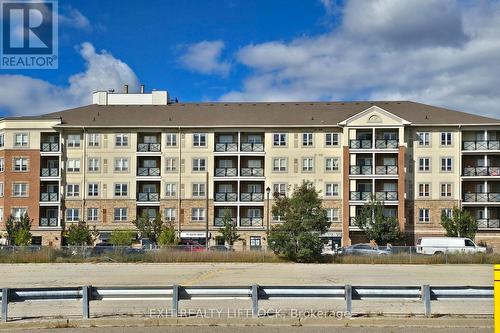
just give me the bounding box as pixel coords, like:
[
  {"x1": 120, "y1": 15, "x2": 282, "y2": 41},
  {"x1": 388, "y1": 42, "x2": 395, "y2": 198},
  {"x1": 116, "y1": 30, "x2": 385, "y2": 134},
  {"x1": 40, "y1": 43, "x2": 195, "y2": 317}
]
[
  {"x1": 398, "y1": 146, "x2": 406, "y2": 232},
  {"x1": 342, "y1": 146, "x2": 351, "y2": 246}
]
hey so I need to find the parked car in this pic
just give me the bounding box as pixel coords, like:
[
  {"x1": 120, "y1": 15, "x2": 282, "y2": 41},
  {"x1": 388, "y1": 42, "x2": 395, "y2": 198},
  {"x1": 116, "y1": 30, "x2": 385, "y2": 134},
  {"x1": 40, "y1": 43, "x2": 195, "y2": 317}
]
[
  {"x1": 209, "y1": 245, "x2": 231, "y2": 251},
  {"x1": 179, "y1": 241, "x2": 206, "y2": 252},
  {"x1": 416, "y1": 237, "x2": 486, "y2": 255},
  {"x1": 342, "y1": 243, "x2": 392, "y2": 256}
]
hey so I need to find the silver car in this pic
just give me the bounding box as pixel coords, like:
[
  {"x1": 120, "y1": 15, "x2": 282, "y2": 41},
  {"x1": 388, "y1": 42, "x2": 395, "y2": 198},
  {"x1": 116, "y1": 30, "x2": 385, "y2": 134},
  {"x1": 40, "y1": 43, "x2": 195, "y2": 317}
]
[{"x1": 342, "y1": 243, "x2": 392, "y2": 256}]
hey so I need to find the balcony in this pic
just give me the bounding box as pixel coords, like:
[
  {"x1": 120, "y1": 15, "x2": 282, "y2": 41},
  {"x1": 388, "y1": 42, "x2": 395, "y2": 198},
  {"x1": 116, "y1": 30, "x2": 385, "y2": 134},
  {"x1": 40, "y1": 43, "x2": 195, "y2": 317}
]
[
  {"x1": 41, "y1": 167, "x2": 59, "y2": 177},
  {"x1": 214, "y1": 217, "x2": 237, "y2": 227},
  {"x1": 241, "y1": 167, "x2": 264, "y2": 177},
  {"x1": 463, "y1": 192, "x2": 500, "y2": 202},
  {"x1": 478, "y1": 218, "x2": 500, "y2": 229},
  {"x1": 215, "y1": 142, "x2": 238, "y2": 152},
  {"x1": 137, "y1": 143, "x2": 161, "y2": 152},
  {"x1": 350, "y1": 191, "x2": 371, "y2": 201},
  {"x1": 40, "y1": 142, "x2": 60, "y2": 152},
  {"x1": 215, "y1": 167, "x2": 237, "y2": 177},
  {"x1": 241, "y1": 142, "x2": 264, "y2": 152},
  {"x1": 215, "y1": 192, "x2": 237, "y2": 202},
  {"x1": 40, "y1": 217, "x2": 58, "y2": 227},
  {"x1": 463, "y1": 140, "x2": 500, "y2": 151},
  {"x1": 137, "y1": 192, "x2": 160, "y2": 202},
  {"x1": 240, "y1": 193, "x2": 264, "y2": 202},
  {"x1": 350, "y1": 165, "x2": 372, "y2": 175},
  {"x1": 375, "y1": 139, "x2": 398, "y2": 149},
  {"x1": 240, "y1": 217, "x2": 263, "y2": 227},
  {"x1": 349, "y1": 140, "x2": 372, "y2": 149},
  {"x1": 137, "y1": 167, "x2": 160, "y2": 177},
  {"x1": 40, "y1": 192, "x2": 58, "y2": 202},
  {"x1": 463, "y1": 166, "x2": 500, "y2": 177},
  {"x1": 375, "y1": 165, "x2": 398, "y2": 175},
  {"x1": 375, "y1": 191, "x2": 398, "y2": 201}
]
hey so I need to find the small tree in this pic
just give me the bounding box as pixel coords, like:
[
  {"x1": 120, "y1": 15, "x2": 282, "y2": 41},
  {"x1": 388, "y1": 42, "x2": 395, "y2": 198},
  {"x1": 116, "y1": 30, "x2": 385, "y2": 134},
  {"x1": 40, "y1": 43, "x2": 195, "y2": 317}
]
[
  {"x1": 440, "y1": 207, "x2": 477, "y2": 239},
  {"x1": 157, "y1": 221, "x2": 177, "y2": 246},
  {"x1": 110, "y1": 230, "x2": 135, "y2": 246},
  {"x1": 354, "y1": 197, "x2": 403, "y2": 245},
  {"x1": 219, "y1": 209, "x2": 240, "y2": 249},
  {"x1": 5, "y1": 213, "x2": 32, "y2": 246},
  {"x1": 65, "y1": 221, "x2": 97, "y2": 246},
  {"x1": 133, "y1": 213, "x2": 164, "y2": 245},
  {"x1": 268, "y1": 182, "x2": 330, "y2": 263}
]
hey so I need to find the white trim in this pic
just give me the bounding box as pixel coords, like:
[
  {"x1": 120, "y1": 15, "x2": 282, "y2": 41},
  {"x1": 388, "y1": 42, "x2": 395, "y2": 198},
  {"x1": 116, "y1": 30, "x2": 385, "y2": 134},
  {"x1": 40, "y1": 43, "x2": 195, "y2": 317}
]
[{"x1": 338, "y1": 106, "x2": 411, "y2": 126}]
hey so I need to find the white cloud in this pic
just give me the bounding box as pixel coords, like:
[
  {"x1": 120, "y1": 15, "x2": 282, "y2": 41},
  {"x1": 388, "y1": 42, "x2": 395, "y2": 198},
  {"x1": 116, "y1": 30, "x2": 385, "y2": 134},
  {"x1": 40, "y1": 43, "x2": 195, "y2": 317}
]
[
  {"x1": 59, "y1": 7, "x2": 91, "y2": 30},
  {"x1": 319, "y1": 0, "x2": 336, "y2": 15},
  {"x1": 179, "y1": 40, "x2": 231, "y2": 77},
  {"x1": 220, "y1": 0, "x2": 500, "y2": 119},
  {"x1": 0, "y1": 42, "x2": 139, "y2": 116}
]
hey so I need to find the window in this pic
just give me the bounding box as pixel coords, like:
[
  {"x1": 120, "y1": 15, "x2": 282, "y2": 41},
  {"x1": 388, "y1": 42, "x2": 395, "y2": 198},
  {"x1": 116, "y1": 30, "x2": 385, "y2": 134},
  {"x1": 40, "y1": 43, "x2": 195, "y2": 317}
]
[
  {"x1": 0, "y1": 133, "x2": 4, "y2": 147},
  {"x1": 66, "y1": 208, "x2": 80, "y2": 222},
  {"x1": 67, "y1": 159, "x2": 81, "y2": 172},
  {"x1": 0, "y1": 208, "x2": 2, "y2": 222},
  {"x1": 0, "y1": 182, "x2": 4, "y2": 197},
  {"x1": 418, "y1": 208, "x2": 430, "y2": 223},
  {"x1": 88, "y1": 183, "x2": 99, "y2": 197},
  {"x1": 325, "y1": 133, "x2": 339, "y2": 146},
  {"x1": 115, "y1": 134, "x2": 129, "y2": 147},
  {"x1": 88, "y1": 158, "x2": 100, "y2": 172},
  {"x1": 250, "y1": 236, "x2": 262, "y2": 249},
  {"x1": 12, "y1": 183, "x2": 28, "y2": 197},
  {"x1": 191, "y1": 208, "x2": 205, "y2": 221},
  {"x1": 441, "y1": 183, "x2": 452, "y2": 197},
  {"x1": 418, "y1": 183, "x2": 430, "y2": 197},
  {"x1": 273, "y1": 133, "x2": 287, "y2": 146},
  {"x1": 302, "y1": 133, "x2": 313, "y2": 146},
  {"x1": 441, "y1": 132, "x2": 452, "y2": 146},
  {"x1": 418, "y1": 157, "x2": 430, "y2": 171},
  {"x1": 327, "y1": 208, "x2": 340, "y2": 223},
  {"x1": 442, "y1": 208, "x2": 452, "y2": 218},
  {"x1": 87, "y1": 208, "x2": 99, "y2": 222},
  {"x1": 192, "y1": 158, "x2": 206, "y2": 171},
  {"x1": 66, "y1": 184, "x2": 80, "y2": 197},
  {"x1": 417, "y1": 132, "x2": 430, "y2": 146},
  {"x1": 325, "y1": 183, "x2": 339, "y2": 197},
  {"x1": 441, "y1": 157, "x2": 452, "y2": 172},
  {"x1": 272, "y1": 158, "x2": 287, "y2": 172},
  {"x1": 166, "y1": 133, "x2": 177, "y2": 147},
  {"x1": 12, "y1": 208, "x2": 27, "y2": 221},
  {"x1": 193, "y1": 133, "x2": 206, "y2": 147},
  {"x1": 0, "y1": 158, "x2": 4, "y2": 172},
  {"x1": 165, "y1": 183, "x2": 177, "y2": 197},
  {"x1": 192, "y1": 183, "x2": 206, "y2": 197},
  {"x1": 114, "y1": 183, "x2": 128, "y2": 197},
  {"x1": 273, "y1": 183, "x2": 287, "y2": 197},
  {"x1": 88, "y1": 133, "x2": 100, "y2": 147},
  {"x1": 114, "y1": 208, "x2": 128, "y2": 221},
  {"x1": 165, "y1": 157, "x2": 177, "y2": 172},
  {"x1": 67, "y1": 134, "x2": 80, "y2": 148},
  {"x1": 13, "y1": 158, "x2": 28, "y2": 171},
  {"x1": 14, "y1": 133, "x2": 29, "y2": 147},
  {"x1": 302, "y1": 157, "x2": 314, "y2": 172},
  {"x1": 164, "y1": 208, "x2": 176, "y2": 221},
  {"x1": 325, "y1": 157, "x2": 340, "y2": 172},
  {"x1": 114, "y1": 158, "x2": 129, "y2": 172}
]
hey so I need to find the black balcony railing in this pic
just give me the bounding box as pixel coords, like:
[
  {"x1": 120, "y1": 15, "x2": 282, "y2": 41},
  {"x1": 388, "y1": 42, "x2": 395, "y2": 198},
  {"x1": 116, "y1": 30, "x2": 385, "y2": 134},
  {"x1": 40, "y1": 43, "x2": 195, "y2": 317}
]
[
  {"x1": 40, "y1": 217, "x2": 58, "y2": 227},
  {"x1": 40, "y1": 192, "x2": 58, "y2": 202},
  {"x1": 463, "y1": 166, "x2": 500, "y2": 176},
  {"x1": 350, "y1": 165, "x2": 372, "y2": 175},
  {"x1": 349, "y1": 139, "x2": 372, "y2": 149},
  {"x1": 40, "y1": 142, "x2": 60, "y2": 152},
  {"x1": 350, "y1": 191, "x2": 371, "y2": 201},
  {"x1": 214, "y1": 192, "x2": 237, "y2": 202},
  {"x1": 137, "y1": 143, "x2": 161, "y2": 152},
  {"x1": 463, "y1": 140, "x2": 500, "y2": 151},
  {"x1": 214, "y1": 217, "x2": 236, "y2": 227},
  {"x1": 137, "y1": 167, "x2": 160, "y2": 176},
  {"x1": 477, "y1": 218, "x2": 500, "y2": 229},
  {"x1": 375, "y1": 139, "x2": 398, "y2": 149},
  {"x1": 215, "y1": 167, "x2": 237, "y2": 177},
  {"x1": 215, "y1": 142, "x2": 238, "y2": 152},
  {"x1": 463, "y1": 192, "x2": 500, "y2": 202},
  {"x1": 137, "y1": 192, "x2": 160, "y2": 202},
  {"x1": 375, "y1": 165, "x2": 398, "y2": 175},
  {"x1": 240, "y1": 217, "x2": 263, "y2": 227},
  {"x1": 41, "y1": 167, "x2": 59, "y2": 177},
  {"x1": 240, "y1": 193, "x2": 264, "y2": 202},
  {"x1": 241, "y1": 167, "x2": 264, "y2": 177},
  {"x1": 241, "y1": 142, "x2": 264, "y2": 152},
  {"x1": 375, "y1": 191, "x2": 398, "y2": 201}
]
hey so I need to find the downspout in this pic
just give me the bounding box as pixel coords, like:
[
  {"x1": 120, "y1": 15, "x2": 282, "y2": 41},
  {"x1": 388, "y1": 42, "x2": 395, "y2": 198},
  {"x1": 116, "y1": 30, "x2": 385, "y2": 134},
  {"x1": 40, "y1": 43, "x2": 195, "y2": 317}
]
[
  {"x1": 82, "y1": 127, "x2": 87, "y2": 221},
  {"x1": 177, "y1": 126, "x2": 182, "y2": 239}
]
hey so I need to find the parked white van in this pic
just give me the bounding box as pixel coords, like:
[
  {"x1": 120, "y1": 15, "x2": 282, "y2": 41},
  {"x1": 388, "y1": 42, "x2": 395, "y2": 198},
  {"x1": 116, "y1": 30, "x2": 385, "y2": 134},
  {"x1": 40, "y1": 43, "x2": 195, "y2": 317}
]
[{"x1": 416, "y1": 237, "x2": 486, "y2": 255}]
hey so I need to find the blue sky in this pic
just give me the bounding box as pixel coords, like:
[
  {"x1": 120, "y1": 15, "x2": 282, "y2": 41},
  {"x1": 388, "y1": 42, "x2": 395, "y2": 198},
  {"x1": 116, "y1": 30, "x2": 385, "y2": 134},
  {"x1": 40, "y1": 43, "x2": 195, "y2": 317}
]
[{"x1": 1, "y1": 0, "x2": 500, "y2": 118}]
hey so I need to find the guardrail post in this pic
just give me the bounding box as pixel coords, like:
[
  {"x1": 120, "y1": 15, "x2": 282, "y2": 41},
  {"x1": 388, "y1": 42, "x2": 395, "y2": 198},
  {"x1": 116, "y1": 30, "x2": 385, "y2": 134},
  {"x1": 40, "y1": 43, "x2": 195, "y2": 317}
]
[
  {"x1": 345, "y1": 284, "x2": 352, "y2": 314},
  {"x1": 251, "y1": 284, "x2": 259, "y2": 316},
  {"x1": 82, "y1": 285, "x2": 91, "y2": 319},
  {"x1": 1, "y1": 288, "x2": 8, "y2": 322},
  {"x1": 172, "y1": 284, "x2": 179, "y2": 317},
  {"x1": 421, "y1": 284, "x2": 431, "y2": 317}
]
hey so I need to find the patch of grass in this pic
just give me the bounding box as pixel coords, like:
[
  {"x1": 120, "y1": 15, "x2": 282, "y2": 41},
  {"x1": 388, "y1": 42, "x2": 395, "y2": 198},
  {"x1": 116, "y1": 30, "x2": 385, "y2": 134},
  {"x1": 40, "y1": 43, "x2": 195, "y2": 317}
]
[{"x1": 329, "y1": 252, "x2": 499, "y2": 264}]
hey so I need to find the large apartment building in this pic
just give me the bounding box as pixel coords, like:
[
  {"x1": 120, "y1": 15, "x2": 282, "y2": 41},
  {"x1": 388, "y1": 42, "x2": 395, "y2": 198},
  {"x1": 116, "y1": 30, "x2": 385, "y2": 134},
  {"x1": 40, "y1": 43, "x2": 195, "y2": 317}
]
[{"x1": 0, "y1": 89, "x2": 499, "y2": 249}]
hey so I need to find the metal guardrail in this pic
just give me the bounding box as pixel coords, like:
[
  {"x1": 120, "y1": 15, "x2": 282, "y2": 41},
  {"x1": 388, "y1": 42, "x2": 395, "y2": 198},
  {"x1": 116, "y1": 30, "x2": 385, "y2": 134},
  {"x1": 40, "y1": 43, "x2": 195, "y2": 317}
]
[{"x1": 0, "y1": 284, "x2": 492, "y2": 322}]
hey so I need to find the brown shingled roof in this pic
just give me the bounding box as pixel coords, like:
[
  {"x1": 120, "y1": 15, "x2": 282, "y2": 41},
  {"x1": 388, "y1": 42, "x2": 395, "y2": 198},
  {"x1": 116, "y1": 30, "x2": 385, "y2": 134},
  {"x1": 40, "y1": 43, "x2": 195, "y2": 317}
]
[{"x1": 36, "y1": 101, "x2": 499, "y2": 127}]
